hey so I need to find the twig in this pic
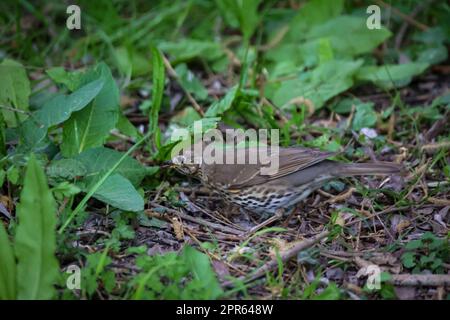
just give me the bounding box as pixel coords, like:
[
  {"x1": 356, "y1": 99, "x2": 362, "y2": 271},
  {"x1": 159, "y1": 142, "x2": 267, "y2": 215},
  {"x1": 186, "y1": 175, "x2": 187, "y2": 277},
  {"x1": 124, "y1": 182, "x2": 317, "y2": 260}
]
[
  {"x1": 395, "y1": 0, "x2": 436, "y2": 49},
  {"x1": 425, "y1": 110, "x2": 449, "y2": 141},
  {"x1": 148, "y1": 202, "x2": 243, "y2": 236},
  {"x1": 375, "y1": 0, "x2": 429, "y2": 31},
  {"x1": 421, "y1": 141, "x2": 450, "y2": 153},
  {"x1": 161, "y1": 54, "x2": 205, "y2": 116},
  {"x1": 388, "y1": 274, "x2": 450, "y2": 287},
  {"x1": 223, "y1": 229, "x2": 330, "y2": 287}
]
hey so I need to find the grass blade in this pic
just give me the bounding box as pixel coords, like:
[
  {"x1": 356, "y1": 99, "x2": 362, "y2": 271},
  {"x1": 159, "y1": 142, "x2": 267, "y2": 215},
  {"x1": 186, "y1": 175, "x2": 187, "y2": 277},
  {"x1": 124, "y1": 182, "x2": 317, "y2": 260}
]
[{"x1": 149, "y1": 46, "x2": 165, "y2": 149}]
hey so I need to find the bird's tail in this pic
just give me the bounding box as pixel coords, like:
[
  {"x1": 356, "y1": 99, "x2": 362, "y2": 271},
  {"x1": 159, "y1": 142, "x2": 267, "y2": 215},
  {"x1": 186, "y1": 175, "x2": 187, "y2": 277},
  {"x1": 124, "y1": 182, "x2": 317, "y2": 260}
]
[{"x1": 334, "y1": 162, "x2": 403, "y2": 177}]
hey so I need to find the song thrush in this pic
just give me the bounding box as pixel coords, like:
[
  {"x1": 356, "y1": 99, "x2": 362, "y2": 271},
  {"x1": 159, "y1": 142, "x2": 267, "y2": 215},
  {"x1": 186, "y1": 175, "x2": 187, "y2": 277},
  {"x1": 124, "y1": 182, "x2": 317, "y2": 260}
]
[{"x1": 171, "y1": 146, "x2": 402, "y2": 215}]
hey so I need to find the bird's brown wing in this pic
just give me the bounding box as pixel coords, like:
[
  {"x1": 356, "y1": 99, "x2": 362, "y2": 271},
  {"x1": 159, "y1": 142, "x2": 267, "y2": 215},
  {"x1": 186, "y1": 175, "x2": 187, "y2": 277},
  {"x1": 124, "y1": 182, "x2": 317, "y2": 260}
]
[{"x1": 201, "y1": 146, "x2": 335, "y2": 189}]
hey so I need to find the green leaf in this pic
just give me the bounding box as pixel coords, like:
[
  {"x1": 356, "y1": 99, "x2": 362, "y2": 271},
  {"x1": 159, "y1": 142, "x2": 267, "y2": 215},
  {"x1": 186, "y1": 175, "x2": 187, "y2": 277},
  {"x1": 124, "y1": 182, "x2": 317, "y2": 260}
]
[
  {"x1": 6, "y1": 165, "x2": 20, "y2": 185},
  {"x1": 312, "y1": 282, "x2": 341, "y2": 300},
  {"x1": 61, "y1": 63, "x2": 120, "y2": 156},
  {"x1": 88, "y1": 174, "x2": 144, "y2": 212},
  {"x1": 216, "y1": 0, "x2": 261, "y2": 41},
  {"x1": 412, "y1": 27, "x2": 446, "y2": 45},
  {"x1": 285, "y1": 0, "x2": 344, "y2": 42},
  {"x1": 405, "y1": 239, "x2": 422, "y2": 250},
  {"x1": 74, "y1": 147, "x2": 149, "y2": 186},
  {"x1": 58, "y1": 131, "x2": 154, "y2": 234},
  {"x1": 352, "y1": 102, "x2": 377, "y2": 131},
  {"x1": 46, "y1": 67, "x2": 83, "y2": 91},
  {"x1": 205, "y1": 86, "x2": 239, "y2": 117},
  {"x1": 158, "y1": 40, "x2": 223, "y2": 62},
  {"x1": 47, "y1": 149, "x2": 153, "y2": 209},
  {"x1": 15, "y1": 155, "x2": 59, "y2": 299},
  {"x1": 268, "y1": 60, "x2": 362, "y2": 110},
  {"x1": 0, "y1": 222, "x2": 16, "y2": 299},
  {"x1": 0, "y1": 59, "x2": 31, "y2": 127},
  {"x1": 21, "y1": 78, "x2": 104, "y2": 148},
  {"x1": 51, "y1": 181, "x2": 81, "y2": 200},
  {"x1": 117, "y1": 113, "x2": 141, "y2": 139},
  {"x1": 182, "y1": 245, "x2": 223, "y2": 299},
  {"x1": 331, "y1": 97, "x2": 361, "y2": 114},
  {"x1": 401, "y1": 252, "x2": 416, "y2": 269},
  {"x1": 307, "y1": 16, "x2": 391, "y2": 57},
  {"x1": 149, "y1": 47, "x2": 165, "y2": 149},
  {"x1": 47, "y1": 158, "x2": 87, "y2": 180},
  {"x1": 416, "y1": 45, "x2": 448, "y2": 65},
  {"x1": 356, "y1": 63, "x2": 429, "y2": 89}
]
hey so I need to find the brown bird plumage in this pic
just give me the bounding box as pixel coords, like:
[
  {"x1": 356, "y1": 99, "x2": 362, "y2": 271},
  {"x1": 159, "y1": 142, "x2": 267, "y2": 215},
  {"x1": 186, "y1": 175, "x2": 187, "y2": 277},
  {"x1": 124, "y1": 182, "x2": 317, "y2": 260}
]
[{"x1": 172, "y1": 146, "x2": 402, "y2": 215}]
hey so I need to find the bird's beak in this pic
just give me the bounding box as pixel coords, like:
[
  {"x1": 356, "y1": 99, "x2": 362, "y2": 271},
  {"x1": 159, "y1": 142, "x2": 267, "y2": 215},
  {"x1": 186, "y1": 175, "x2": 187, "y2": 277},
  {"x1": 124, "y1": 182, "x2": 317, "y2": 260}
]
[{"x1": 160, "y1": 160, "x2": 173, "y2": 169}]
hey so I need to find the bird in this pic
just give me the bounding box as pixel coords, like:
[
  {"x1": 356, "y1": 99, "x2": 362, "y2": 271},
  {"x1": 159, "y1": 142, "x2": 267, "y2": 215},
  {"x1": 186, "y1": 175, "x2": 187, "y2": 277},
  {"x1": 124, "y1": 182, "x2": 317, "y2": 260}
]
[{"x1": 170, "y1": 144, "x2": 403, "y2": 217}]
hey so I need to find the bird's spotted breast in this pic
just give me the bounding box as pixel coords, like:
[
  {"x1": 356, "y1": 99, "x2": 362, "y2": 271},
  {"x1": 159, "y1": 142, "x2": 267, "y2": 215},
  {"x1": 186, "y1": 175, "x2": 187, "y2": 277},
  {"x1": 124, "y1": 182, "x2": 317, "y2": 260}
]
[{"x1": 217, "y1": 185, "x2": 298, "y2": 214}]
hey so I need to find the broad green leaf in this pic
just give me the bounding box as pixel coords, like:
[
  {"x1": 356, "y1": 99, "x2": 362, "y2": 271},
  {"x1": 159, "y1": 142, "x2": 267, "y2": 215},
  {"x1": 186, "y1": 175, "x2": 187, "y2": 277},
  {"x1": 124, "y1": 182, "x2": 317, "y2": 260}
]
[
  {"x1": 61, "y1": 63, "x2": 120, "y2": 156},
  {"x1": 174, "y1": 64, "x2": 208, "y2": 100},
  {"x1": 182, "y1": 245, "x2": 223, "y2": 299},
  {"x1": 205, "y1": 86, "x2": 239, "y2": 117},
  {"x1": 284, "y1": 0, "x2": 344, "y2": 42},
  {"x1": 21, "y1": 78, "x2": 104, "y2": 148},
  {"x1": 149, "y1": 47, "x2": 165, "y2": 149},
  {"x1": 46, "y1": 158, "x2": 87, "y2": 180},
  {"x1": 307, "y1": 16, "x2": 391, "y2": 57},
  {"x1": 15, "y1": 155, "x2": 59, "y2": 299},
  {"x1": 35, "y1": 78, "x2": 104, "y2": 125},
  {"x1": 89, "y1": 174, "x2": 144, "y2": 212},
  {"x1": 74, "y1": 147, "x2": 152, "y2": 186},
  {"x1": 0, "y1": 59, "x2": 31, "y2": 127},
  {"x1": 356, "y1": 63, "x2": 429, "y2": 89},
  {"x1": 0, "y1": 222, "x2": 16, "y2": 299},
  {"x1": 58, "y1": 132, "x2": 155, "y2": 233},
  {"x1": 54, "y1": 144, "x2": 148, "y2": 213},
  {"x1": 268, "y1": 60, "x2": 363, "y2": 109},
  {"x1": 352, "y1": 102, "x2": 377, "y2": 131}
]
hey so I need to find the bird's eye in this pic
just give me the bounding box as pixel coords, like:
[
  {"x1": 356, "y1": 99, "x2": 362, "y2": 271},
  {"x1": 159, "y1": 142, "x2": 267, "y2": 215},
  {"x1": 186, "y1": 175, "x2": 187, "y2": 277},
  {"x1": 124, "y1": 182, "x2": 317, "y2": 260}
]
[{"x1": 173, "y1": 155, "x2": 186, "y2": 165}]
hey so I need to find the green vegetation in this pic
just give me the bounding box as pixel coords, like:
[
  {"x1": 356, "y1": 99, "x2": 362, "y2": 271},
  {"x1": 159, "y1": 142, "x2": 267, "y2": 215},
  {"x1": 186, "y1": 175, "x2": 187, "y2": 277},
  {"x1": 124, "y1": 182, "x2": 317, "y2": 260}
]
[{"x1": 0, "y1": 0, "x2": 449, "y2": 300}]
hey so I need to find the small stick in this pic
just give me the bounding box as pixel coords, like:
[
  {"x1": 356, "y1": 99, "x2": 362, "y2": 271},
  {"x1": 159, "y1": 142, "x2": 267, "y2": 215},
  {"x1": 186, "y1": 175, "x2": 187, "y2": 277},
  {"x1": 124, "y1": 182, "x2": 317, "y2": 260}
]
[
  {"x1": 149, "y1": 202, "x2": 243, "y2": 235},
  {"x1": 395, "y1": 0, "x2": 436, "y2": 49},
  {"x1": 375, "y1": 0, "x2": 429, "y2": 31},
  {"x1": 223, "y1": 229, "x2": 330, "y2": 287},
  {"x1": 388, "y1": 274, "x2": 450, "y2": 287},
  {"x1": 161, "y1": 54, "x2": 205, "y2": 116}
]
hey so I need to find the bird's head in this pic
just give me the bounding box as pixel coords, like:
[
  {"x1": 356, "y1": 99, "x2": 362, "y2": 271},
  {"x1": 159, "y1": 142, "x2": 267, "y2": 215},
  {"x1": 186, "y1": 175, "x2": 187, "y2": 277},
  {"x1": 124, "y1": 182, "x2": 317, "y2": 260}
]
[{"x1": 169, "y1": 152, "x2": 201, "y2": 177}]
